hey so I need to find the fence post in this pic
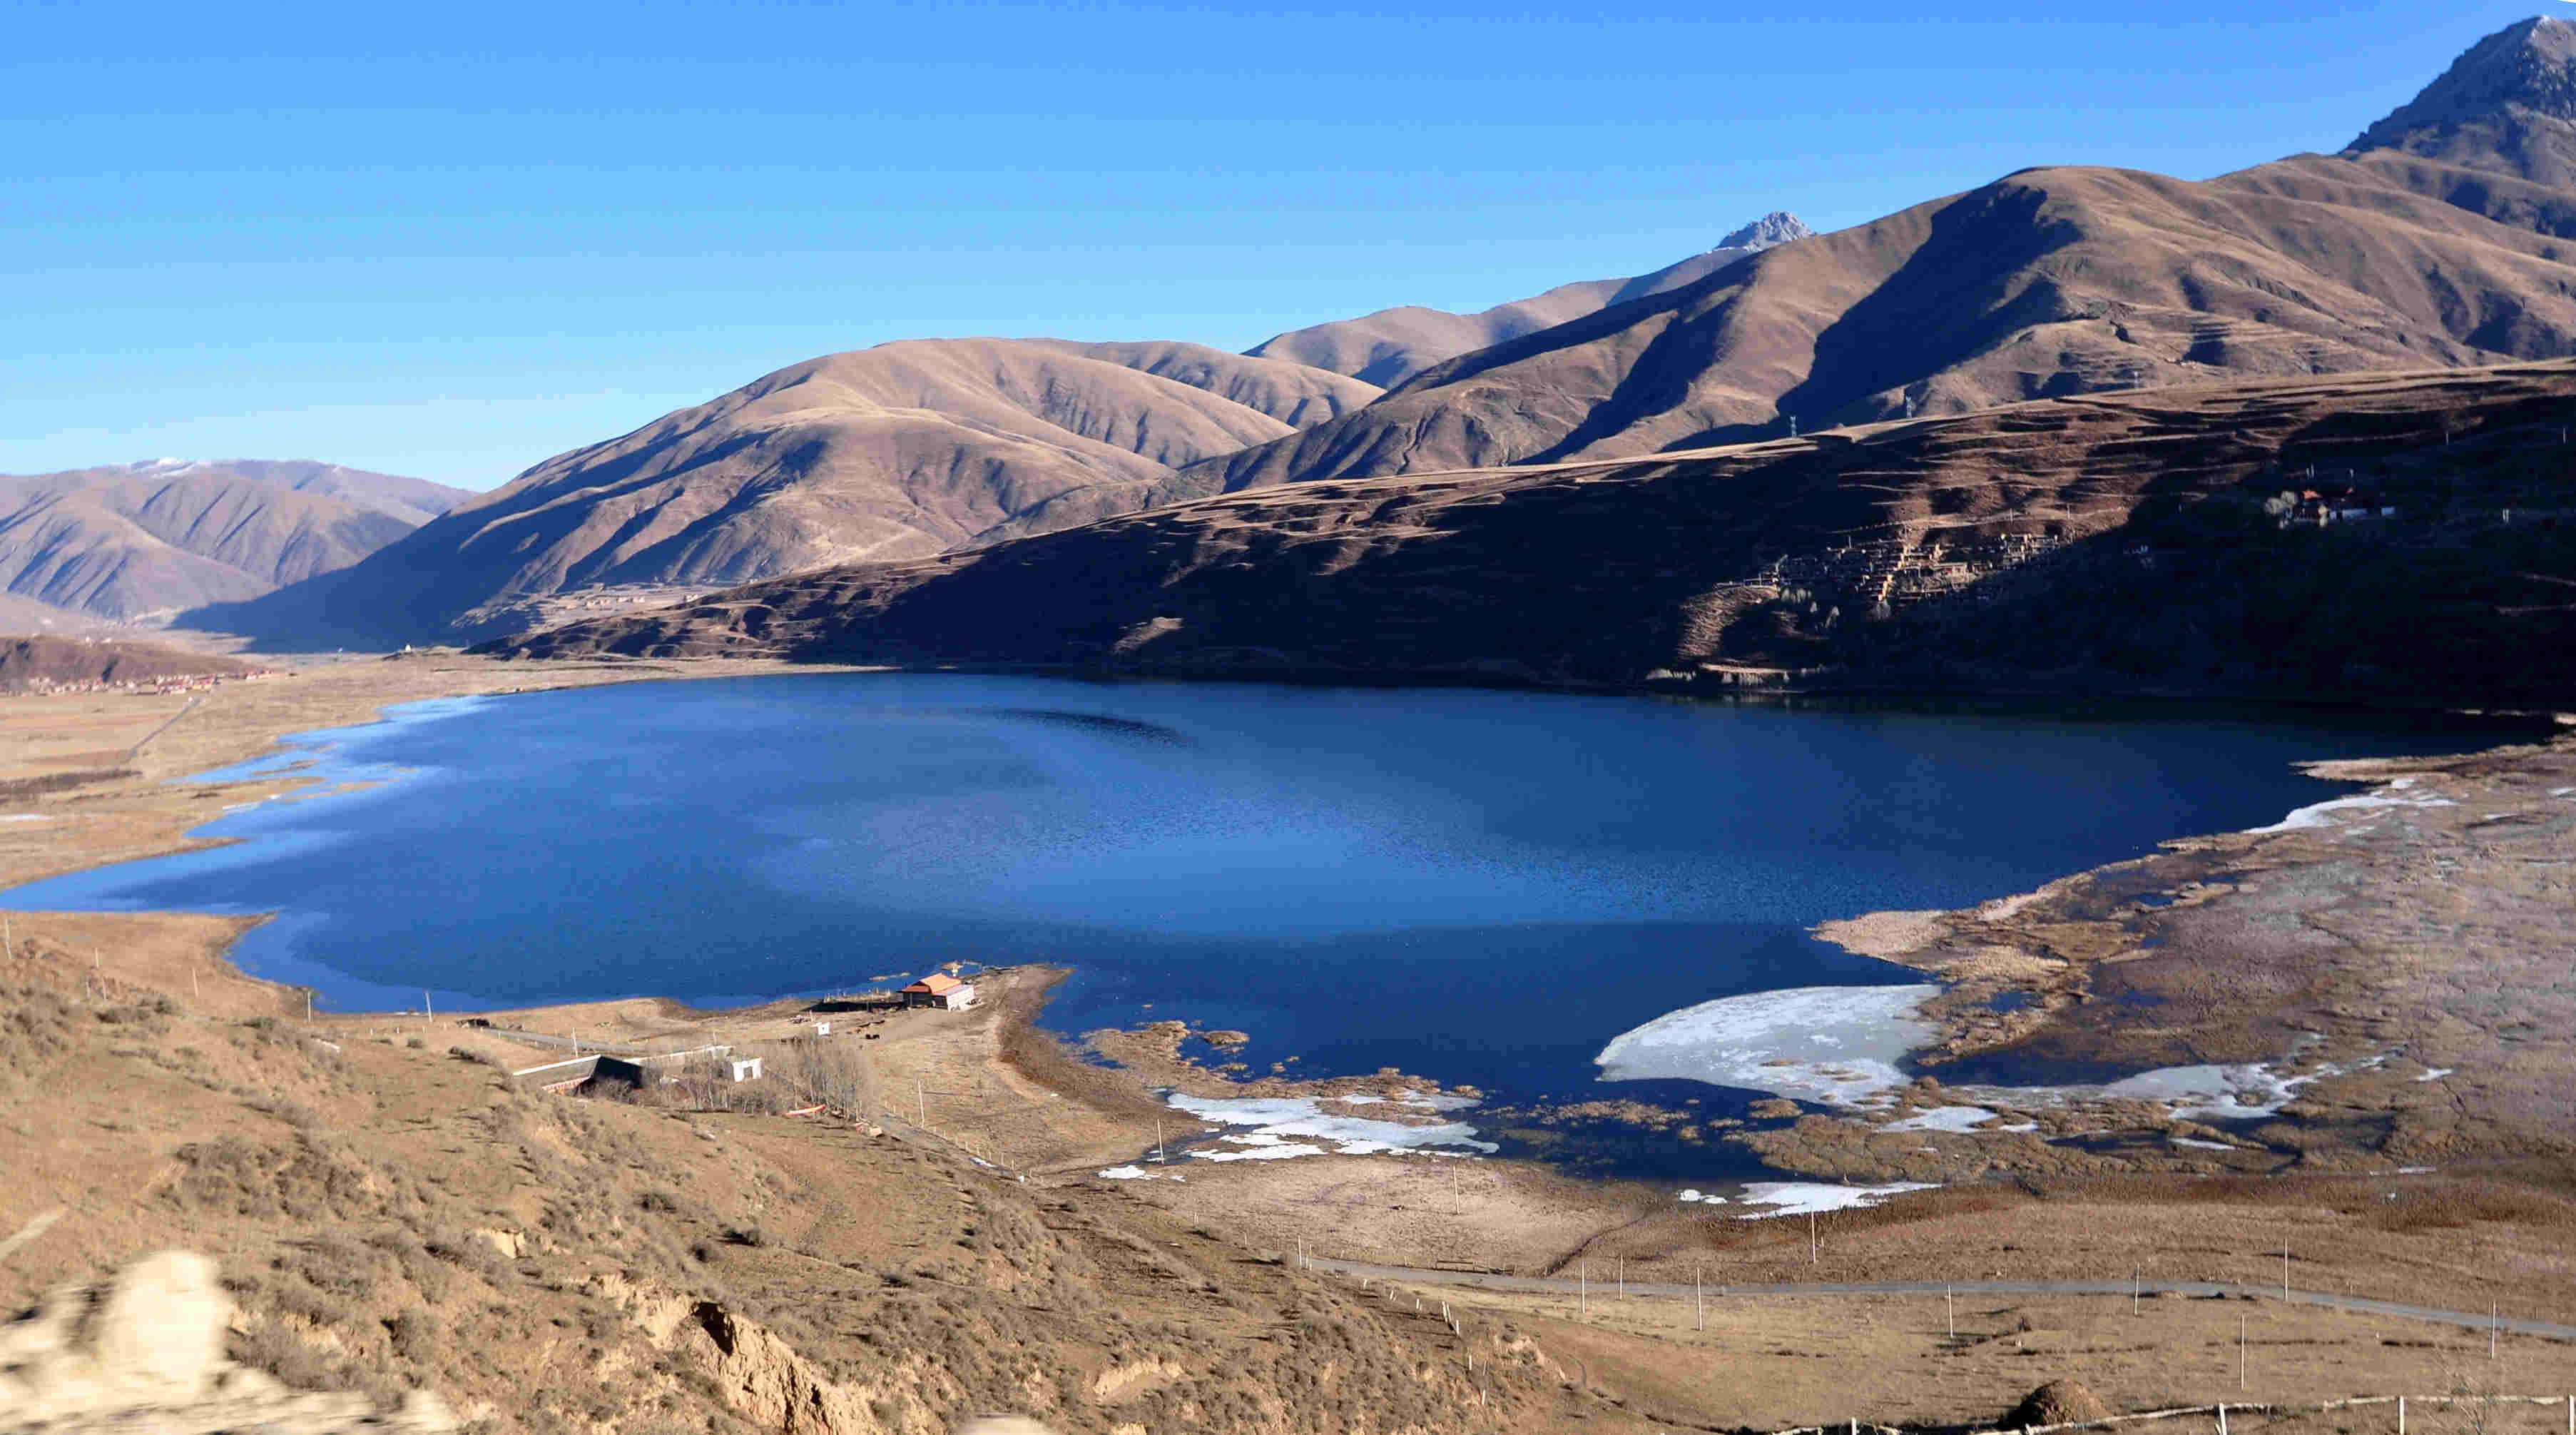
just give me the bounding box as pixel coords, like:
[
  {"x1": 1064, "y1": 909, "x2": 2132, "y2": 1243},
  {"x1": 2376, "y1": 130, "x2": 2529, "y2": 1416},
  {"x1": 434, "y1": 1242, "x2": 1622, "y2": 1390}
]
[
  {"x1": 2219, "y1": 1403, "x2": 2229, "y2": 1435},
  {"x1": 2398, "y1": 1396, "x2": 2405, "y2": 1435}
]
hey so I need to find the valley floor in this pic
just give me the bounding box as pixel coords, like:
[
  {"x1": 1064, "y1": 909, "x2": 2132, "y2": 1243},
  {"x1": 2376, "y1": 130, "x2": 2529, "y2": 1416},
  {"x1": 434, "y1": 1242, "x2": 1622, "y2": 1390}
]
[{"x1": 2, "y1": 653, "x2": 2571, "y2": 1435}]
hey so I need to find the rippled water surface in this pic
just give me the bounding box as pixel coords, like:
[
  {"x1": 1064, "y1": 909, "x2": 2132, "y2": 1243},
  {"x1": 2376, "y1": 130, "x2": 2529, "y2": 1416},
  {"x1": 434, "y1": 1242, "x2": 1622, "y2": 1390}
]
[{"x1": 2, "y1": 674, "x2": 2480, "y2": 1135}]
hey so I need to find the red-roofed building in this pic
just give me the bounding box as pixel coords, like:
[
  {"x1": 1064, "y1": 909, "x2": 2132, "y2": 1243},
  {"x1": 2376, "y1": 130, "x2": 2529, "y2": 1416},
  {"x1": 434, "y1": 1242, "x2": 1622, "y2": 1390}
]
[{"x1": 900, "y1": 974, "x2": 977, "y2": 1010}]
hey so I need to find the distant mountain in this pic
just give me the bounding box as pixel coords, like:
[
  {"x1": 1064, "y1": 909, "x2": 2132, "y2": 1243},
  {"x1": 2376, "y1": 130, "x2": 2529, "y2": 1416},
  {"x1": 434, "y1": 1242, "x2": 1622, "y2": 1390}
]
[
  {"x1": 51, "y1": 460, "x2": 473, "y2": 526},
  {"x1": 183, "y1": 340, "x2": 1380, "y2": 647},
  {"x1": 0, "y1": 463, "x2": 454, "y2": 622},
  {"x1": 487, "y1": 358, "x2": 2576, "y2": 709},
  {"x1": 1242, "y1": 213, "x2": 1815, "y2": 387}
]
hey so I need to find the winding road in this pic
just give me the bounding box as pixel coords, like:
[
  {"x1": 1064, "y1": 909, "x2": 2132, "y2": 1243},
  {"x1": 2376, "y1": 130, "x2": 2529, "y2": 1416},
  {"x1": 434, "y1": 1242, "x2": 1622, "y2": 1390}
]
[{"x1": 1304, "y1": 1260, "x2": 2576, "y2": 1340}]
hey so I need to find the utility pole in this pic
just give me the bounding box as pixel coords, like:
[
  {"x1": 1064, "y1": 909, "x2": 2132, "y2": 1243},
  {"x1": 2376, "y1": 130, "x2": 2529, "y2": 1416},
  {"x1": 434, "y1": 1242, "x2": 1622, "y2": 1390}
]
[
  {"x1": 1947, "y1": 1284, "x2": 1955, "y2": 1339},
  {"x1": 424, "y1": 990, "x2": 432, "y2": 1027},
  {"x1": 916, "y1": 1077, "x2": 925, "y2": 1126},
  {"x1": 1810, "y1": 1211, "x2": 1818, "y2": 1264}
]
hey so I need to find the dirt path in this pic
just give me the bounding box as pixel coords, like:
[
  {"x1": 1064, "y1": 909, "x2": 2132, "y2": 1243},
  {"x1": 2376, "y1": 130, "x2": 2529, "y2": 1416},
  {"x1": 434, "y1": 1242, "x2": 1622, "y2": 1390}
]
[{"x1": 1305, "y1": 1261, "x2": 2576, "y2": 1339}]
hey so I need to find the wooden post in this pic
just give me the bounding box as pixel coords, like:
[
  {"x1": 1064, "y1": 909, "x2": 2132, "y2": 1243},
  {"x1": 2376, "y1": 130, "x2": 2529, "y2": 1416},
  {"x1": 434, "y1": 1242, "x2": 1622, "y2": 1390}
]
[
  {"x1": 1579, "y1": 1261, "x2": 1587, "y2": 1316},
  {"x1": 1947, "y1": 1283, "x2": 1955, "y2": 1339},
  {"x1": 1696, "y1": 1261, "x2": 1704, "y2": 1333},
  {"x1": 1618, "y1": 1255, "x2": 1624, "y2": 1301},
  {"x1": 1156, "y1": 1118, "x2": 1164, "y2": 1163},
  {"x1": 2134, "y1": 1267, "x2": 2142, "y2": 1316},
  {"x1": 1810, "y1": 1211, "x2": 1818, "y2": 1264},
  {"x1": 2239, "y1": 1314, "x2": 2247, "y2": 1391},
  {"x1": 2398, "y1": 1397, "x2": 2406, "y2": 1435},
  {"x1": 2492, "y1": 1305, "x2": 2500, "y2": 1361},
  {"x1": 916, "y1": 1077, "x2": 925, "y2": 1126},
  {"x1": 2283, "y1": 1241, "x2": 2290, "y2": 1301}
]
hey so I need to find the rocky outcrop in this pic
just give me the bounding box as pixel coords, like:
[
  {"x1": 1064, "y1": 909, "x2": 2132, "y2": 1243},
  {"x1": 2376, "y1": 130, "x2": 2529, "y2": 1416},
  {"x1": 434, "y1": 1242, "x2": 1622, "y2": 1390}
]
[{"x1": 0, "y1": 1250, "x2": 452, "y2": 1435}]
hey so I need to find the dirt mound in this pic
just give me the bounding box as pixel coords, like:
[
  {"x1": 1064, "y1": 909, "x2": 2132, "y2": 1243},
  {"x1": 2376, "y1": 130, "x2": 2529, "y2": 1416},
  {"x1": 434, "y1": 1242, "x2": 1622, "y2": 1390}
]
[
  {"x1": 0, "y1": 635, "x2": 257, "y2": 690},
  {"x1": 2005, "y1": 1379, "x2": 2116, "y2": 1429}
]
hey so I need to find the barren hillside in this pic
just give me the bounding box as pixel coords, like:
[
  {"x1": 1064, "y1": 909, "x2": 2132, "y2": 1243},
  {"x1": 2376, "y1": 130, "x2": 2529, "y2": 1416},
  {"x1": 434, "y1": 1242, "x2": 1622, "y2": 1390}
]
[
  {"x1": 486, "y1": 359, "x2": 2576, "y2": 707},
  {"x1": 183, "y1": 340, "x2": 1374, "y2": 648}
]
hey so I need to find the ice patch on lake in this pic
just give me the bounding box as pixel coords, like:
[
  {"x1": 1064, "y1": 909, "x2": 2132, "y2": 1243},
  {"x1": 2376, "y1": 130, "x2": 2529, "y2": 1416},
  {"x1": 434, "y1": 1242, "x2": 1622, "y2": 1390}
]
[
  {"x1": 1593, "y1": 983, "x2": 1942, "y2": 1108},
  {"x1": 1883, "y1": 1105, "x2": 1996, "y2": 1133},
  {"x1": 1730, "y1": 1182, "x2": 1938, "y2": 1217},
  {"x1": 2251, "y1": 786, "x2": 2455, "y2": 833},
  {"x1": 1166, "y1": 1092, "x2": 1498, "y2": 1158},
  {"x1": 2171, "y1": 1137, "x2": 2238, "y2": 1152},
  {"x1": 1203, "y1": 1133, "x2": 1331, "y2": 1161},
  {"x1": 1599, "y1": 984, "x2": 2363, "y2": 1125},
  {"x1": 2415, "y1": 1068, "x2": 2455, "y2": 1082}
]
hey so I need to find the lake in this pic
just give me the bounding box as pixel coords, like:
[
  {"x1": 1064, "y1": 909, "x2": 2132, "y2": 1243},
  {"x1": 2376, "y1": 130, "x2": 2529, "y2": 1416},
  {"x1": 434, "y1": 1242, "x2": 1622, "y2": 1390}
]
[{"x1": 0, "y1": 673, "x2": 2493, "y2": 1174}]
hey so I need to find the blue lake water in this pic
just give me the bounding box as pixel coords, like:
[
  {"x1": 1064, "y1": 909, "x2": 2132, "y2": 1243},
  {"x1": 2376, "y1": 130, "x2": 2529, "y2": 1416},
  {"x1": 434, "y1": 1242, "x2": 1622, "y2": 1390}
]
[{"x1": 1, "y1": 674, "x2": 2493, "y2": 1171}]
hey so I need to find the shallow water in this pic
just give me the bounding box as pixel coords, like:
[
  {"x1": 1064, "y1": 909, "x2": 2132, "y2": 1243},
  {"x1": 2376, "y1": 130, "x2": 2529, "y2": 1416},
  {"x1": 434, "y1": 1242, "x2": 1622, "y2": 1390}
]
[{"x1": 2, "y1": 673, "x2": 2489, "y2": 1173}]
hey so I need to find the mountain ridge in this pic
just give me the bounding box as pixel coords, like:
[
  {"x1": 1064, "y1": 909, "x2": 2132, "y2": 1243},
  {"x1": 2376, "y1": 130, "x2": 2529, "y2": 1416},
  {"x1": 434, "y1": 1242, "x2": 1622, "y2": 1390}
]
[
  {"x1": 1241, "y1": 212, "x2": 1814, "y2": 388},
  {"x1": 482, "y1": 358, "x2": 2576, "y2": 709},
  {"x1": 179, "y1": 339, "x2": 1379, "y2": 647}
]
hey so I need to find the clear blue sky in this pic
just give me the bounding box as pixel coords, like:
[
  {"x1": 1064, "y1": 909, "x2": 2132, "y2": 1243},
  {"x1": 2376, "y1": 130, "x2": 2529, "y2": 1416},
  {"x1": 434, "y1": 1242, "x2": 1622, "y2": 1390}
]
[{"x1": 1, "y1": 0, "x2": 2552, "y2": 489}]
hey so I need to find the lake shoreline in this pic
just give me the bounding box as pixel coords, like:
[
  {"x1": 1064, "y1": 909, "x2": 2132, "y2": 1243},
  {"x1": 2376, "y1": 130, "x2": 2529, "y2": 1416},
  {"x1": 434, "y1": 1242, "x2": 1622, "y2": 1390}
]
[{"x1": 2, "y1": 652, "x2": 2567, "y2": 1198}]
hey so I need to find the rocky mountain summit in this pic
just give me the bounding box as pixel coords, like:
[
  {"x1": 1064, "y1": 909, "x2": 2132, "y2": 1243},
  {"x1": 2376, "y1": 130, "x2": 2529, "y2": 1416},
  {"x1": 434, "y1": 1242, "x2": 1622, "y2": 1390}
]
[
  {"x1": 2348, "y1": 15, "x2": 2576, "y2": 186},
  {"x1": 1716, "y1": 211, "x2": 1815, "y2": 250}
]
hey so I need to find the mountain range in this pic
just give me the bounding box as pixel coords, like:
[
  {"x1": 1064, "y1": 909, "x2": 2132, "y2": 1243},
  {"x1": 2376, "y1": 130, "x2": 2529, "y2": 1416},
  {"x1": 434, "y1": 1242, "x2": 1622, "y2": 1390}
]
[
  {"x1": 485, "y1": 357, "x2": 2576, "y2": 706},
  {"x1": 168, "y1": 16, "x2": 2576, "y2": 667},
  {"x1": 0, "y1": 461, "x2": 470, "y2": 624}
]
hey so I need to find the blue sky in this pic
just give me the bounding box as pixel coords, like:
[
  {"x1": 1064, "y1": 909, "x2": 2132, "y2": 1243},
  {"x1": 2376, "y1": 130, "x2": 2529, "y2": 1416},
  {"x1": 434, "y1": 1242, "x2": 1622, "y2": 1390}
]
[{"x1": 2, "y1": 0, "x2": 2555, "y2": 489}]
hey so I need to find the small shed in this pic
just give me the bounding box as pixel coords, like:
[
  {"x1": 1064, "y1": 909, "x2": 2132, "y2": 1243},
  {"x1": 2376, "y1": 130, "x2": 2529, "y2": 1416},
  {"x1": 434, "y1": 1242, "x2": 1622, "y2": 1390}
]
[{"x1": 901, "y1": 974, "x2": 977, "y2": 1010}]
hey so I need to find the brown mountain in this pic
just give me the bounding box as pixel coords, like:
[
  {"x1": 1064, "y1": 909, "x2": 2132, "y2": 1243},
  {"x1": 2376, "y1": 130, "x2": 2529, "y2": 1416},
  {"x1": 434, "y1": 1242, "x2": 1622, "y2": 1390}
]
[
  {"x1": 484, "y1": 358, "x2": 2576, "y2": 709},
  {"x1": 0, "y1": 464, "x2": 452, "y2": 622},
  {"x1": 183, "y1": 340, "x2": 1378, "y2": 646},
  {"x1": 1243, "y1": 213, "x2": 1815, "y2": 387},
  {"x1": 1194, "y1": 23, "x2": 2576, "y2": 495}
]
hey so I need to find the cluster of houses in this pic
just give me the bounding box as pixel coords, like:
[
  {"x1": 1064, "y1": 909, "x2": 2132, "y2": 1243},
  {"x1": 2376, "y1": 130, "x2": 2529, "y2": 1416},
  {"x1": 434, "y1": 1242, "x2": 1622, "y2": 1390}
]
[{"x1": 8, "y1": 668, "x2": 280, "y2": 697}]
